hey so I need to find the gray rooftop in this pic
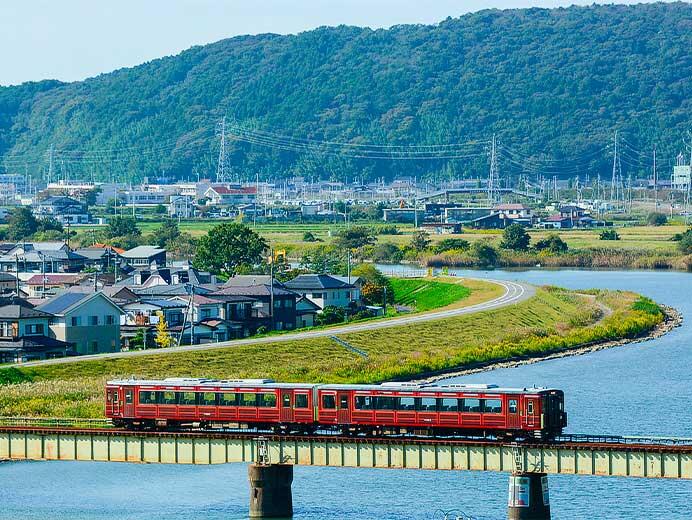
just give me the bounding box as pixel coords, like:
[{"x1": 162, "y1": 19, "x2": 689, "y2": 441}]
[{"x1": 121, "y1": 246, "x2": 166, "y2": 258}]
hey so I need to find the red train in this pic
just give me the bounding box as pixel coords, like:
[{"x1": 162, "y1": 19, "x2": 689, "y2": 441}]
[{"x1": 105, "y1": 378, "x2": 567, "y2": 440}]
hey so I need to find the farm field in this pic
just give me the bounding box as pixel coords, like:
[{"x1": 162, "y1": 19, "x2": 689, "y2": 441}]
[{"x1": 0, "y1": 286, "x2": 663, "y2": 418}]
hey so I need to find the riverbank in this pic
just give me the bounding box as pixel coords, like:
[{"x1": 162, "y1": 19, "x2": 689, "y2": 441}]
[{"x1": 413, "y1": 304, "x2": 682, "y2": 384}]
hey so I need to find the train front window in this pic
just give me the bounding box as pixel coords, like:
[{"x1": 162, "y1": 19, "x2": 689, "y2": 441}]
[
  {"x1": 398, "y1": 397, "x2": 415, "y2": 410},
  {"x1": 179, "y1": 392, "x2": 196, "y2": 406},
  {"x1": 295, "y1": 394, "x2": 308, "y2": 408},
  {"x1": 322, "y1": 394, "x2": 336, "y2": 409},
  {"x1": 509, "y1": 399, "x2": 518, "y2": 414},
  {"x1": 527, "y1": 401, "x2": 534, "y2": 414},
  {"x1": 200, "y1": 392, "x2": 216, "y2": 406},
  {"x1": 482, "y1": 399, "x2": 502, "y2": 413}
]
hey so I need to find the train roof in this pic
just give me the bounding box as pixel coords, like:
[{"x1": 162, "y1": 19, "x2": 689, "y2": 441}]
[{"x1": 106, "y1": 378, "x2": 559, "y2": 395}]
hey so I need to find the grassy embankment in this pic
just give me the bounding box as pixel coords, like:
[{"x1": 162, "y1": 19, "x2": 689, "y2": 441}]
[{"x1": 0, "y1": 286, "x2": 663, "y2": 418}]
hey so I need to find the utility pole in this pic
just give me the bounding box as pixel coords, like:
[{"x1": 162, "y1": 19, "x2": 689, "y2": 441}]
[
  {"x1": 269, "y1": 248, "x2": 275, "y2": 331},
  {"x1": 216, "y1": 116, "x2": 227, "y2": 183},
  {"x1": 653, "y1": 145, "x2": 658, "y2": 211}
]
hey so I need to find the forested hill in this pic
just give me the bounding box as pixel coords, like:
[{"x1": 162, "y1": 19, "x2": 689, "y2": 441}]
[{"x1": 1, "y1": 2, "x2": 690, "y2": 183}]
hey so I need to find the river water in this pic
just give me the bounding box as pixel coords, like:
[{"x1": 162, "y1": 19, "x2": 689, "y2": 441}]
[{"x1": 1, "y1": 269, "x2": 690, "y2": 519}]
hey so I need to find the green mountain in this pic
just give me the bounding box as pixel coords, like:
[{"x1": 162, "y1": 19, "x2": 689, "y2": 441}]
[{"x1": 0, "y1": 2, "x2": 690, "y2": 184}]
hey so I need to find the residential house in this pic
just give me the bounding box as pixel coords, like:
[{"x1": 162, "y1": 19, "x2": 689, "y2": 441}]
[
  {"x1": 34, "y1": 196, "x2": 91, "y2": 225},
  {"x1": 540, "y1": 215, "x2": 573, "y2": 229},
  {"x1": 0, "y1": 242, "x2": 86, "y2": 273},
  {"x1": 168, "y1": 195, "x2": 195, "y2": 218},
  {"x1": 22, "y1": 273, "x2": 86, "y2": 298},
  {"x1": 36, "y1": 290, "x2": 124, "y2": 355},
  {"x1": 0, "y1": 272, "x2": 17, "y2": 294},
  {"x1": 171, "y1": 294, "x2": 244, "y2": 344},
  {"x1": 296, "y1": 297, "x2": 320, "y2": 328},
  {"x1": 121, "y1": 245, "x2": 166, "y2": 268},
  {"x1": 204, "y1": 185, "x2": 257, "y2": 206},
  {"x1": 74, "y1": 245, "x2": 123, "y2": 270},
  {"x1": 210, "y1": 285, "x2": 297, "y2": 332},
  {"x1": 131, "y1": 266, "x2": 217, "y2": 287},
  {"x1": 284, "y1": 274, "x2": 359, "y2": 310},
  {"x1": 0, "y1": 297, "x2": 75, "y2": 363}
]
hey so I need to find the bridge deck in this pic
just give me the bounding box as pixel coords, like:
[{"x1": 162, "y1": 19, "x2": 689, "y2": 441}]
[{"x1": 1, "y1": 427, "x2": 690, "y2": 479}]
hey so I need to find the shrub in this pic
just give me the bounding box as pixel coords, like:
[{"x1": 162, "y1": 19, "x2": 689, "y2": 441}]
[
  {"x1": 433, "y1": 238, "x2": 470, "y2": 254},
  {"x1": 676, "y1": 229, "x2": 692, "y2": 254},
  {"x1": 600, "y1": 228, "x2": 620, "y2": 241},
  {"x1": 368, "y1": 242, "x2": 404, "y2": 263},
  {"x1": 377, "y1": 225, "x2": 401, "y2": 235},
  {"x1": 500, "y1": 224, "x2": 530, "y2": 251},
  {"x1": 534, "y1": 234, "x2": 568, "y2": 254},
  {"x1": 302, "y1": 231, "x2": 318, "y2": 242},
  {"x1": 316, "y1": 306, "x2": 346, "y2": 325},
  {"x1": 470, "y1": 241, "x2": 498, "y2": 267},
  {"x1": 646, "y1": 212, "x2": 668, "y2": 226}
]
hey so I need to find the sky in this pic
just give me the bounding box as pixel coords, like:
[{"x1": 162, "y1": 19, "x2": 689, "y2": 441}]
[{"x1": 0, "y1": 0, "x2": 674, "y2": 86}]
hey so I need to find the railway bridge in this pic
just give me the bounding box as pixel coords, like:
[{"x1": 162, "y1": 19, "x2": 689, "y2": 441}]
[{"x1": 0, "y1": 419, "x2": 690, "y2": 519}]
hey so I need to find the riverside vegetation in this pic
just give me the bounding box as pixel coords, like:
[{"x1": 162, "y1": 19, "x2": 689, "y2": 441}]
[{"x1": 0, "y1": 286, "x2": 664, "y2": 418}]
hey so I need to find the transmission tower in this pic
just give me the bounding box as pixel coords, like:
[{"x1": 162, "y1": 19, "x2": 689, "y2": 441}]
[
  {"x1": 653, "y1": 145, "x2": 658, "y2": 211},
  {"x1": 610, "y1": 131, "x2": 623, "y2": 207},
  {"x1": 216, "y1": 117, "x2": 228, "y2": 183},
  {"x1": 487, "y1": 134, "x2": 499, "y2": 204},
  {"x1": 47, "y1": 144, "x2": 54, "y2": 185}
]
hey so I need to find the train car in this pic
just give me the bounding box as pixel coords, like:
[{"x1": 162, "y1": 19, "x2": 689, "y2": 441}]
[
  {"x1": 106, "y1": 378, "x2": 318, "y2": 431},
  {"x1": 105, "y1": 379, "x2": 566, "y2": 439},
  {"x1": 316, "y1": 382, "x2": 566, "y2": 439}
]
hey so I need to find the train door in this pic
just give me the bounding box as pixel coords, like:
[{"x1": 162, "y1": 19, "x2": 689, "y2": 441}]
[
  {"x1": 525, "y1": 397, "x2": 538, "y2": 428},
  {"x1": 280, "y1": 390, "x2": 294, "y2": 422},
  {"x1": 123, "y1": 387, "x2": 135, "y2": 417},
  {"x1": 507, "y1": 396, "x2": 520, "y2": 429},
  {"x1": 337, "y1": 391, "x2": 351, "y2": 424}
]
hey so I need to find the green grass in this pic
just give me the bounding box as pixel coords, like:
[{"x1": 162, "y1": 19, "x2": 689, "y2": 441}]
[
  {"x1": 0, "y1": 287, "x2": 663, "y2": 418},
  {"x1": 391, "y1": 278, "x2": 471, "y2": 311}
]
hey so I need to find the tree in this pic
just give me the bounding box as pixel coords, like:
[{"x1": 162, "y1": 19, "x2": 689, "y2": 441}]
[
  {"x1": 154, "y1": 204, "x2": 167, "y2": 215},
  {"x1": 129, "y1": 328, "x2": 148, "y2": 350},
  {"x1": 154, "y1": 312, "x2": 174, "y2": 348},
  {"x1": 470, "y1": 241, "x2": 498, "y2": 268},
  {"x1": 600, "y1": 228, "x2": 620, "y2": 241},
  {"x1": 83, "y1": 187, "x2": 101, "y2": 208},
  {"x1": 7, "y1": 207, "x2": 39, "y2": 240},
  {"x1": 534, "y1": 234, "x2": 568, "y2": 254},
  {"x1": 646, "y1": 212, "x2": 668, "y2": 226},
  {"x1": 410, "y1": 230, "x2": 431, "y2": 252},
  {"x1": 154, "y1": 219, "x2": 181, "y2": 248},
  {"x1": 193, "y1": 222, "x2": 268, "y2": 277},
  {"x1": 316, "y1": 306, "x2": 345, "y2": 325},
  {"x1": 334, "y1": 226, "x2": 376, "y2": 250},
  {"x1": 368, "y1": 242, "x2": 404, "y2": 263},
  {"x1": 677, "y1": 229, "x2": 692, "y2": 254},
  {"x1": 299, "y1": 245, "x2": 346, "y2": 274},
  {"x1": 352, "y1": 264, "x2": 394, "y2": 305},
  {"x1": 500, "y1": 224, "x2": 530, "y2": 251},
  {"x1": 107, "y1": 216, "x2": 141, "y2": 239},
  {"x1": 37, "y1": 217, "x2": 63, "y2": 233},
  {"x1": 433, "y1": 238, "x2": 470, "y2": 254}
]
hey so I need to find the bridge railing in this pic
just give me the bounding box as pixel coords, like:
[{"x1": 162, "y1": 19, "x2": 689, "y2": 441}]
[{"x1": 0, "y1": 416, "x2": 112, "y2": 429}]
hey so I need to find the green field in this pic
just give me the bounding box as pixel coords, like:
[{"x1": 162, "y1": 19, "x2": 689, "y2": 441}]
[
  {"x1": 389, "y1": 278, "x2": 471, "y2": 311},
  {"x1": 0, "y1": 287, "x2": 662, "y2": 418}
]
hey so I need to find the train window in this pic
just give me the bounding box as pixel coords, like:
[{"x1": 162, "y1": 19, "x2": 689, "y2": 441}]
[
  {"x1": 259, "y1": 393, "x2": 277, "y2": 408},
  {"x1": 375, "y1": 397, "x2": 396, "y2": 410},
  {"x1": 398, "y1": 397, "x2": 416, "y2": 410},
  {"x1": 239, "y1": 393, "x2": 257, "y2": 407},
  {"x1": 200, "y1": 392, "x2": 217, "y2": 406},
  {"x1": 461, "y1": 398, "x2": 481, "y2": 413},
  {"x1": 282, "y1": 393, "x2": 291, "y2": 408},
  {"x1": 139, "y1": 391, "x2": 156, "y2": 405},
  {"x1": 418, "y1": 397, "x2": 437, "y2": 412},
  {"x1": 218, "y1": 393, "x2": 237, "y2": 406},
  {"x1": 112, "y1": 392, "x2": 119, "y2": 403},
  {"x1": 438, "y1": 398, "x2": 458, "y2": 412},
  {"x1": 125, "y1": 392, "x2": 133, "y2": 404},
  {"x1": 339, "y1": 395, "x2": 349, "y2": 409},
  {"x1": 527, "y1": 401, "x2": 534, "y2": 414},
  {"x1": 295, "y1": 394, "x2": 309, "y2": 409},
  {"x1": 178, "y1": 392, "x2": 196, "y2": 406},
  {"x1": 483, "y1": 399, "x2": 502, "y2": 414},
  {"x1": 322, "y1": 394, "x2": 336, "y2": 409},
  {"x1": 106, "y1": 392, "x2": 112, "y2": 402},
  {"x1": 158, "y1": 391, "x2": 177, "y2": 405},
  {"x1": 508, "y1": 399, "x2": 518, "y2": 414},
  {"x1": 354, "y1": 396, "x2": 372, "y2": 410}
]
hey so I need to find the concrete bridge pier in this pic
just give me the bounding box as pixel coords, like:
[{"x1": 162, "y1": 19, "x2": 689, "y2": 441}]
[
  {"x1": 248, "y1": 463, "x2": 294, "y2": 518},
  {"x1": 508, "y1": 472, "x2": 551, "y2": 520}
]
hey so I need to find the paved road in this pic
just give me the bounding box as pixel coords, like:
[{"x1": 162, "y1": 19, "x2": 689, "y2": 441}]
[{"x1": 13, "y1": 279, "x2": 534, "y2": 368}]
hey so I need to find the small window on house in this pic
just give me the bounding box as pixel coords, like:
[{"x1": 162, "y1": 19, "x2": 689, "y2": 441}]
[
  {"x1": 71, "y1": 316, "x2": 81, "y2": 326},
  {"x1": 106, "y1": 315, "x2": 115, "y2": 325},
  {"x1": 311, "y1": 293, "x2": 323, "y2": 299},
  {"x1": 89, "y1": 316, "x2": 98, "y2": 326}
]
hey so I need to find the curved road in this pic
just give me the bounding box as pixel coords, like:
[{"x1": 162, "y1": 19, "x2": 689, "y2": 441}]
[{"x1": 14, "y1": 279, "x2": 534, "y2": 368}]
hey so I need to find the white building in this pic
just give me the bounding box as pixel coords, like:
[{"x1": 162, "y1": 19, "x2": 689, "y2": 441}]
[{"x1": 672, "y1": 153, "x2": 691, "y2": 191}]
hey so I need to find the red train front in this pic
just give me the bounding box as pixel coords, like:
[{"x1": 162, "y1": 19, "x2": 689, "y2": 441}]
[{"x1": 106, "y1": 378, "x2": 567, "y2": 440}]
